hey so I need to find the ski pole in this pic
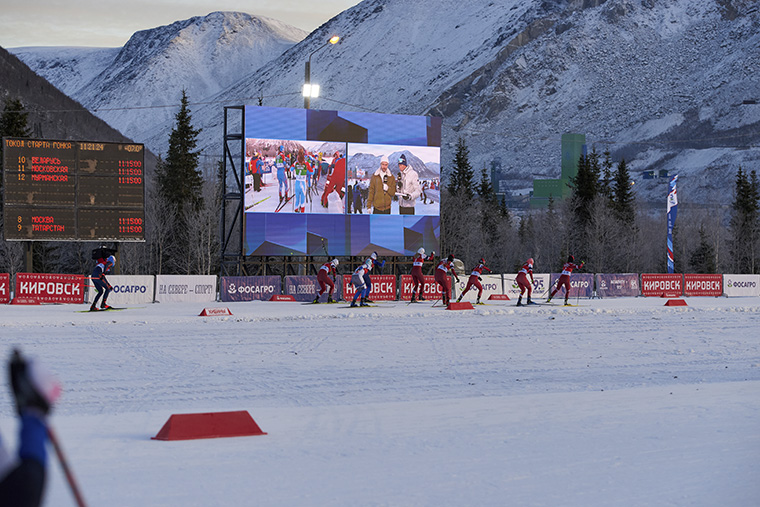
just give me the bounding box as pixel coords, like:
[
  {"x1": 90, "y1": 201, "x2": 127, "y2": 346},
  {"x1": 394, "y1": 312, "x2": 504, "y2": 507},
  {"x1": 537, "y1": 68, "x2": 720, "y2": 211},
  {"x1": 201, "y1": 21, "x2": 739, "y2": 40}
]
[{"x1": 47, "y1": 425, "x2": 87, "y2": 507}]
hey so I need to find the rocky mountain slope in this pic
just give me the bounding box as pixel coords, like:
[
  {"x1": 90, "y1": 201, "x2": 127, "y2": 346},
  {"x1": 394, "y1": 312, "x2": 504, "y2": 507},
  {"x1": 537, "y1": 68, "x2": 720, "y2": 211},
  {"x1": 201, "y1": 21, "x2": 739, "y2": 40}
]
[{"x1": 11, "y1": 0, "x2": 760, "y2": 205}]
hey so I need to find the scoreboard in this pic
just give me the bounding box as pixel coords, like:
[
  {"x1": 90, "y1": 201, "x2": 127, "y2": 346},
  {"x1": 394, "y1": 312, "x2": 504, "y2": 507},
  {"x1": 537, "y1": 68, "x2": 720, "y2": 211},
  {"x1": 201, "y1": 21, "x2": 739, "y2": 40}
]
[{"x1": 2, "y1": 137, "x2": 145, "y2": 241}]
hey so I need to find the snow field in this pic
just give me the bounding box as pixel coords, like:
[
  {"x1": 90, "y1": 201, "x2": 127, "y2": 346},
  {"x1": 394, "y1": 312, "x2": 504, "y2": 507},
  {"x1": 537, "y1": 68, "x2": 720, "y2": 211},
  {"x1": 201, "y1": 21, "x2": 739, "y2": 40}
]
[{"x1": 0, "y1": 296, "x2": 758, "y2": 506}]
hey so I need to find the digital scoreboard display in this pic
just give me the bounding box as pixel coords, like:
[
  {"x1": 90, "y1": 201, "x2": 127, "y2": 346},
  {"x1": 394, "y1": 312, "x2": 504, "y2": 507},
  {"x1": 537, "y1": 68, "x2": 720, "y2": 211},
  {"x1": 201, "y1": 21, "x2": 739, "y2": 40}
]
[{"x1": 2, "y1": 137, "x2": 145, "y2": 241}]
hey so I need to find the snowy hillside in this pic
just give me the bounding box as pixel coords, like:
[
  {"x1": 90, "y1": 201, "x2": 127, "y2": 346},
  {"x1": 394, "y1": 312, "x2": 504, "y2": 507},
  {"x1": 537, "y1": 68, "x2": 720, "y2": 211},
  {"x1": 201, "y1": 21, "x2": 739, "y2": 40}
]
[
  {"x1": 194, "y1": 0, "x2": 759, "y2": 205},
  {"x1": 12, "y1": 0, "x2": 760, "y2": 205},
  {"x1": 8, "y1": 46, "x2": 120, "y2": 98},
  {"x1": 433, "y1": 0, "x2": 760, "y2": 204},
  {"x1": 0, "y1": 298, "x2": 758, "y2": 505},
  {"x1": 11, "y1": 12, "x2": 307, "y2": 156}
]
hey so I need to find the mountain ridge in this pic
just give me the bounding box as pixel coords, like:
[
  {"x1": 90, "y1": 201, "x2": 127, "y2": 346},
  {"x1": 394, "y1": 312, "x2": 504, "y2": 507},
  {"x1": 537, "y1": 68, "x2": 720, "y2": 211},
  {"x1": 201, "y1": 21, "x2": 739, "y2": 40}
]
[{"x1": 9, "y1": 0, "x2": 760, "y2": 205}]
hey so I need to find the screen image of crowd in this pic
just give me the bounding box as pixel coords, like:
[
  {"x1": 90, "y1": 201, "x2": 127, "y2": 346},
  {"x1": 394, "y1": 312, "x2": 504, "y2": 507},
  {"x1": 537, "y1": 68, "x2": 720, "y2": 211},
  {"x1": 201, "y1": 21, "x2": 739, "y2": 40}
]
[{"x1": 242, "y1": 106, "x2": 442, "y2": 256}]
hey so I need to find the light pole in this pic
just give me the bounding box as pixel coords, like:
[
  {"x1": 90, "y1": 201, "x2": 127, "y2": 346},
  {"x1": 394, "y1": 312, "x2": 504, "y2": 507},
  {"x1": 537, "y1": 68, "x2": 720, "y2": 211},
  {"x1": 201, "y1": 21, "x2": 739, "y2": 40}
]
[{"x1": 304, "y1": 35, "x2": 340, "y2": 109}]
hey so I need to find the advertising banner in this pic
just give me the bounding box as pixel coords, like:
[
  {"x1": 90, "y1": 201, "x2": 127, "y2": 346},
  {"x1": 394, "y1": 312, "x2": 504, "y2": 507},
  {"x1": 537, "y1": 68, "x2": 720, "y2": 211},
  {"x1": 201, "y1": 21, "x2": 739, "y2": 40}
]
[
  {"x1": 723, "y1": 274, "x2": 760, "y2": 297},
  {"x1": 505, "y1": 273, "x2": 551, "y2": 299},
  {"x1": 0, "y1": 273, "x2": 9, "y2": 304},
  {"x1": 399, "y1": 274, "x2": 441, "y2": 301},
  {"x1": 285, "y1": 275, "x2": 344, "y2": 302},
  {"x1": 596, "y1": 274, "x2": 640, "y2": 298},
  {"x1": 220, "y1": 276, "x2": 281, "y2": 302},
  {"x1": 342, "y1": 274, "x2": 396, "y2": 301},
  {"x1": 549, "y1": 273, "x2": 594, "y2": 299},
  {"x1": 155, "y1": 275, "x2": 217, "y2": 303},
  {"x1": 453, "y1": 274, "x2": 503, "y2": 302},
  {"x1": 683, "y1": 274, "x2": 722, "y2": 297},
  {"x1": 14, "y1": 273, "x2": 85, "y2": 304},
  {"x1": 667, "y1": 174, "x2": 678, "y2": 273},
  {"x1": 641, "y1": 273, "x2": 683, "y2": 297},
  {"x1": 86, "y1": 275, "x2": 155, "y2": 304}
]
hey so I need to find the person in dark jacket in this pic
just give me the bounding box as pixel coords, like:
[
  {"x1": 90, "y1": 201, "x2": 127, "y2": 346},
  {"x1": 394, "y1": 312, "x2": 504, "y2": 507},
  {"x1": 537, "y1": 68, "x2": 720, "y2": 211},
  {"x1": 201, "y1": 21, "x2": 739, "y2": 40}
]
[
  {"x1": 90, "y1": 255, "x2": 115, "y2": 311},
  {"x1": 0, "y1": 349, "x2": 62, "y2": 507}
]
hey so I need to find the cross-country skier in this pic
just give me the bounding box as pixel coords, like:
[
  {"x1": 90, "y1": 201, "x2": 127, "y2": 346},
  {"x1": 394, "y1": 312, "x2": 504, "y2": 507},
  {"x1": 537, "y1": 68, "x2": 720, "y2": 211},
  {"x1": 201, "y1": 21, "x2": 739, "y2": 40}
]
[
  {"x1": 90, "y1": 255, "x2": 114, "y2": 311},
  {"x1": 515, "y1": 257, "x2": 535, "y2": 306},
  {"x1": 362, "y1": 252, "x2": 385, "y2": 303},
  {"x1": 314, "y1": 259, "x2": 339, "y2": 303},
  {"x1": 410, "y1": 247, "x2": 435, "y2": 302},
  {"x1": 0, "y1": 349, "x2": 62, "y2": 507},
  {"x1": 275, "y1": 146, "x2": 290, "y2": 205},
  {"x1": 547, "y1": 255, "x2": 585, "y2": 305},
  {"x1": 435, "y1": 254, "x2": 460, "y2": 306},
  {"x1": 321, "y1": 151, "x2": 346, "y2": 208},
  {"x1": 292, "y1": 148, "x2": 311, "y2": 213},
  {"x1": 456, "y1": 258, "x2": 492, "y2": 304},
  {"x1": 350, "y1": 261, "x2": 372, "y2": 307}
]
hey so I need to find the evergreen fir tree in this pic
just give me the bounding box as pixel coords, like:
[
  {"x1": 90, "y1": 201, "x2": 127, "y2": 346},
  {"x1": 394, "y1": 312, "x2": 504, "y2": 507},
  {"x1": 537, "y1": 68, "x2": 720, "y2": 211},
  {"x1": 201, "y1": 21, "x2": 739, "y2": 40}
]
[
  {"x1": 611, "y1": 158, "x2": 635, "y2": 225},
  {"x1": 1, "y1": 98, "x2": 32, "y2": 181},
  {"x1": 477, "y1": 164, "x2": 494, "y2": 199},
  {"x1": 477, "y1": 164, "x2": 500, "y2": 246},
  {"x1": 689, "y1": 225, "x2": 717, "y2": 274},
  {"x1": 569, "y1": 153, "x2": 599, "y2": 228},
  {"x1": 157, "y1": 90, "x2": 203, "y2": 217},
  {"x1": 155, "y1": 90, "x2": 203, "y2": 273},
  {"x1": 729, "y1": 167, "x2": 760, "y2": 273},
  {"x1": 448, "y1": 137, "x2": 474, "y2": 200},
  {"x1": 0, "y1": 98, "x2": 31, "y2": 139},
  {"x1": 600, "y1": 149, "x2": 614, "y2": 201}
]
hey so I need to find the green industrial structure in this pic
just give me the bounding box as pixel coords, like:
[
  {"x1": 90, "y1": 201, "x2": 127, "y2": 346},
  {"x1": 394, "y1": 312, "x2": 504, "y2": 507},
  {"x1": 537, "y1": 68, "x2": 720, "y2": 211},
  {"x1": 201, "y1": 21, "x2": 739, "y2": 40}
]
[{"x1": 530, "y1": 133, "x2": 586, "y2": 208}]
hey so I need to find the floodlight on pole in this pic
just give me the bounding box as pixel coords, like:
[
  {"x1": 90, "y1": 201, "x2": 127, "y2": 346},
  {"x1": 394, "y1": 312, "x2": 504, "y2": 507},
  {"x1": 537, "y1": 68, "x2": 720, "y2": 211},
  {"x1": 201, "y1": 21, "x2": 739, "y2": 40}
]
[{"x1": 304, "y1": 35, "x2": 340, "y2": 109}]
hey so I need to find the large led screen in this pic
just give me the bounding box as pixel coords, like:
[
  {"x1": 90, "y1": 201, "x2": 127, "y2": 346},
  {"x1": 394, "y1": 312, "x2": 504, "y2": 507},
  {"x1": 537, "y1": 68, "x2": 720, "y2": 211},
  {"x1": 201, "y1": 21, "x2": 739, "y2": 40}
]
[{"x1": 243, "y1": 106, "x2": 441, "y2": 256}]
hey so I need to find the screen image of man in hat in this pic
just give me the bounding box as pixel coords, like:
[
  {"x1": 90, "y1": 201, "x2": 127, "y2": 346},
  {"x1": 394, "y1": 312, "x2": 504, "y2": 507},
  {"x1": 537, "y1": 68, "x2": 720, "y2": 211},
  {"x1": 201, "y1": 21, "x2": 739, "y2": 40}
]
[{"x1": 396, "y1": 153, "x2": 422, "y2": 215}]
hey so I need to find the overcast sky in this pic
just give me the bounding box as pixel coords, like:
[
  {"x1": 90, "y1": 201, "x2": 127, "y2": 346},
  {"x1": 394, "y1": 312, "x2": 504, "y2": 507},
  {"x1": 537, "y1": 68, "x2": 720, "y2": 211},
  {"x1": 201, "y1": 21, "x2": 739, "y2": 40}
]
[{"x1": 0, "y1": 0, "x2": 362, "y2": 48}]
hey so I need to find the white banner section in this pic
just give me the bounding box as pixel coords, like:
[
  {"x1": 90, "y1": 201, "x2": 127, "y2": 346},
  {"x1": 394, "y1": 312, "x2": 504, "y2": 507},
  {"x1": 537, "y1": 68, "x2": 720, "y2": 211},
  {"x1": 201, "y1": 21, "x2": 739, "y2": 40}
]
[
  {"x1": 723, "y1": 274, "x2": 760, "y2": 297},
  {"x1": 453, "y1": 274, "x2": 503, "y2": 302},
  {"x1": 87, "y1": 275, "x2": 156, "y2": 304},
  {"x1": 155, "y1": 275, "x2": 217, "y2": 303},
  {"x1": 505, "y1": 273, "x2": 551, "y2": 299}
]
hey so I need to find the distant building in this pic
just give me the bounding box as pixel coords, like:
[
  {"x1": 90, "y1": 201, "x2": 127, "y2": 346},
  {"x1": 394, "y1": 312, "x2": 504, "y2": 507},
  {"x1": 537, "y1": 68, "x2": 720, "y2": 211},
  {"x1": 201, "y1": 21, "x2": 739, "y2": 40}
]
[{"x1": 530, "y1": 133, "x2": 586, "y2": 208}]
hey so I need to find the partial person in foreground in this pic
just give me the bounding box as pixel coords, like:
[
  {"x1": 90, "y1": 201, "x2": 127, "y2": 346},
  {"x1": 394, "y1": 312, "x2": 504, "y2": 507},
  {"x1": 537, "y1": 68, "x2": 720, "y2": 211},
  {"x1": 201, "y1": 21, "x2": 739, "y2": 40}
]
[{"x1": 0, "y1": 349, "x2": 62, "y2": 507}]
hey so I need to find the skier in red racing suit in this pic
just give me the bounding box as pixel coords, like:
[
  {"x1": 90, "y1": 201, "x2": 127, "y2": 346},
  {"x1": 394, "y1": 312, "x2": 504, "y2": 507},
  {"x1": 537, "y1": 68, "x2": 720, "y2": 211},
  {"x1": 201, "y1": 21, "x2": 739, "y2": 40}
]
[{"x1": 547, "y1": 255, "x2": 584, "y2": 305}]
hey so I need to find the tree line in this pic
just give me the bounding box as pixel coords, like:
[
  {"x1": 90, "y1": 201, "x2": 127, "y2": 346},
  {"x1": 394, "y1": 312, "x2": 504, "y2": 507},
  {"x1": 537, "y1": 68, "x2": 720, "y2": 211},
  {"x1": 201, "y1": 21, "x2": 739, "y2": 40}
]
[
  {"x1": 2, "y1": 95, "x2": 758, "y2": 277},
  {"x1": 441, "y1": 138, "x2": 759, "y2": 276}
]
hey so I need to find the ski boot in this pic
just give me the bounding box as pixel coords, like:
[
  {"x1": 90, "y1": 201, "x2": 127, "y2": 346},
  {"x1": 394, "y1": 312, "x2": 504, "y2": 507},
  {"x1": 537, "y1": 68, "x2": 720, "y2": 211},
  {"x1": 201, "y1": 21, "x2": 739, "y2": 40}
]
[
  {"x1": 360, "y1": 298, "x2": 369, "y2": 307},
  {"x1": 516, "y1": 296, "x2": 523, "y2": 307},
  {"x1": 350, "y1": 299, "x2": 359, "y2": 307},
  {"x1": 476, "y1": 297, "x2": 482, "y2": 305},
  {"x1": 527, "y1": 296, "x2": 532, "y2": 305},
  {"x1": 410, "y1": 294, "x2": 417, "y2": 303},
  {"x1": 101, "y1": 302, "x2": 111, "y2": 310},
  {"x1": 312, "y1": 296, "x2": 320, "y2": 304},
  {"x1": 89, "y1": 304, "x2": 99, "y2": 312},
  {"x1": 564, "y1": 299, "x2": 570, "y2": 306},
  {"x1": 327, "y1": 296, "x2": 334, "y2": 304},
  {"x1": 418, "y1": 294, "x2": 426, "y2": 301},
  {"x1": 546, "y1": 296, "x2": 552, "y2": 303}
]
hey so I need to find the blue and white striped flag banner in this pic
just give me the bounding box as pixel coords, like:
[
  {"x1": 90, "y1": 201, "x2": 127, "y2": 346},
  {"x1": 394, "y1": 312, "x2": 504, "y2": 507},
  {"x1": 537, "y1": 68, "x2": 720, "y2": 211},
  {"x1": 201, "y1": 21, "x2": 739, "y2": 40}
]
[{"x1": 666, "y1": 175, "x2": 678, "y2": 273}]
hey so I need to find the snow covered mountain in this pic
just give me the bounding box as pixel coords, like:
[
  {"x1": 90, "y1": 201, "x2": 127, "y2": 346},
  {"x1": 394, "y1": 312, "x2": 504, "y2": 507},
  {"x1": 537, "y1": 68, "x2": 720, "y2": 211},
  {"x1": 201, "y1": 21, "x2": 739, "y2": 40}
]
[
  {"x1": 12, "y1": 1, "x2": 760, "y2": 205},
  {"x1": 11, "y1": 11, "x2": 307, "y2": 156},
  {"x1": 192, "y1": 0, "x2": 760, "y2": 205}
]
